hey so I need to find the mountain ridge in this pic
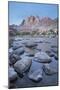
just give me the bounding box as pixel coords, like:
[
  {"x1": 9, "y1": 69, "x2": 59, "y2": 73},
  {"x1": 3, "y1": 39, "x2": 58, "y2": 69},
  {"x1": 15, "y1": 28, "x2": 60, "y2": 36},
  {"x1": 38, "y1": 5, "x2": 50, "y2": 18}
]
[{"x1": 9, "y1": 16, "x2": 58, "y2": 36}]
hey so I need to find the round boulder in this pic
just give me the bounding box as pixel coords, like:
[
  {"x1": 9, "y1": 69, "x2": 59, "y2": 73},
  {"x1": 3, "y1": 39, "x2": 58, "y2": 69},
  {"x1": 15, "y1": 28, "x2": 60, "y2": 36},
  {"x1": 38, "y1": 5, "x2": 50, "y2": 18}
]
[
  {"x1": 43, "y1": 57, "x2": 58, "y2": 75},
  {"x1": 28, "y1": 61, "x2": 43, "y2": 82},
  {"x1": 34, "y1": 51, "x2": 51, "y2": 63},
  {"x1": 9, "y1": 54, "x2": 21, "y2": 64},
  {"x1": 8, "y1": 67, "x2": 17, "y2": 81},
  {"x1": 13, "y1": 47, "x2": 24, "y2": 55},
  {"x1": 12, "y1": 41, "x2": 24, "y2": 50},
  {"x1": 14, "y1": 57, "x2": 32, "y2": 75}
]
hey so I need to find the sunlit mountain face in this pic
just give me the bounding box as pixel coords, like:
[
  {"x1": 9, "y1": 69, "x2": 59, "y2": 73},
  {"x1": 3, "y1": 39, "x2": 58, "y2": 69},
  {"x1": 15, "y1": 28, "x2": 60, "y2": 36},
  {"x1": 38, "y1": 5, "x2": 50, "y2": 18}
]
[{"x1": 9, "y1": 16, "x2": 58, "y2": 36}]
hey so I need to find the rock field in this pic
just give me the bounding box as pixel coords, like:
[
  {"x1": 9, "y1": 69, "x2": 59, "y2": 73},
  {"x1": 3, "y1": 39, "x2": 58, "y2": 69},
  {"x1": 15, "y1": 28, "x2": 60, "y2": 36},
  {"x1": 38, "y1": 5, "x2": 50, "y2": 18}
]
[{"x1": 8, "y1": 36, "x2": 58, "y2": 88}]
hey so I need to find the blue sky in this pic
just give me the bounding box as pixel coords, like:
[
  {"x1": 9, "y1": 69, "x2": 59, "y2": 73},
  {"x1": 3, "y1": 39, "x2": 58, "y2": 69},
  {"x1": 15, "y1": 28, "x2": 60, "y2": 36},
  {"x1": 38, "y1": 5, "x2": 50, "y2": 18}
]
[{"x1": 9, "y1": 2, "x2": 58, "y2": 25}]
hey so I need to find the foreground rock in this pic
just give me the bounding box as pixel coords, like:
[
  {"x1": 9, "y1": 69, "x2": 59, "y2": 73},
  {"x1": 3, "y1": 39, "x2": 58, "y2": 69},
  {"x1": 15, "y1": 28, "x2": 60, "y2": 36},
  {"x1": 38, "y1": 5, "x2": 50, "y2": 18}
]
[
  {"x1": 14, "y1": 57, "x2": 32, "y2": 75},
  {"x1": 28, "y1": 61, "x2": 43, "y2": 82},
  {"x1": 8, "y1": 67, "x2": 17, "y2": 81},
  {"x1": 9, "y1": 54, "x2": 21, "y2": 64},
  {"x1": 43, "y1": 57, "x2": 58, "y2": 75},
  {"x1": 34, "y1": 51, "x2": 51, "y2": 63},
  {"x1": 13, "y1": 47, "x2": 24, "y2": 55}
]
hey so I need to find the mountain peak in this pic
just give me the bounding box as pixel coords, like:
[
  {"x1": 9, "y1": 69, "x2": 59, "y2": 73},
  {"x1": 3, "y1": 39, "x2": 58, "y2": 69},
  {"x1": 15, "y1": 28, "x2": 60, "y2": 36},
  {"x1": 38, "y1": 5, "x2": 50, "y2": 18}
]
[
  {"x1": 23, "y1": 15, "x2": 40, "y2": 25},
  {"x1": 9, "y1": 16, "x2": 58, "y2": 35},
  {"x1": 20, "y1": 16, "x2": 55, "y2": 27}
]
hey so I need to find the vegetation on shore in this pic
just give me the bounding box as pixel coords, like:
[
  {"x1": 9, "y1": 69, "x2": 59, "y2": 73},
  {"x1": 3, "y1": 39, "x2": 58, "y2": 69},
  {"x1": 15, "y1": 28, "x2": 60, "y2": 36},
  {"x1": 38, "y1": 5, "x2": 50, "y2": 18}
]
[{"x1": 10, "y1": 29, "x2": 57, "y2": 37}]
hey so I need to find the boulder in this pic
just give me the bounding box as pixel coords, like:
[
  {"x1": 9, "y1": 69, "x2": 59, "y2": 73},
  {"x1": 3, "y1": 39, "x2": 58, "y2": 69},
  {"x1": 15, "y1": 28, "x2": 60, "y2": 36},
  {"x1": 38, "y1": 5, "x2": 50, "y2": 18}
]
[
  {"x1": 12, "y1": 54, "x2": 21, "y2": 60},
  {"x1": 54, "y1": 53, "x2": 58, "y2": 60},
  {"x1": 9, "y1": 38, "x2": 14, "y2": 48},
  {"x1": 36, "y1": 43, "x2": 51, "y2": 53},
  {"x1": 49, "y1": 52, "x2": 55, "y2": 57},
  {"x1": 8, "y1": 59, "x2": 10, "y2": 65},
  {"x1": 51, "y1": 45, "x2": 57, "y2": 48},
  {"x1": 20, "y1": 53, "x2": 34, "y2": 60},
  {"x1": 9, "y1": 48, "x2": 14, "y2": 65},
  {"x1": 26, "y1": 52, "x2": 34, "y2": 57},
  {"x1": 9, "y1": 48, "x2": 13, "y2": 54},
  {"x1": 25, "y1": 41, "x2": 37, "y2": 48},
  {"x1": 8, "y1": 67, "x2": 17, "y2": 81},
  {"x1": 9, "y1": 54, "x2": 21, "y2": 64},
  {"x1": 14, "y1": 57, "x2": 32, "y2": 74},
  {"x1": 34, "y1": 51, "x2": 51, "y2": 63},
  {"x1": 13, "y1": 47, "x2": 24, "y2": 55},
  {"x1": 43, "y1": 57, "x2": 58, "y2": 75},
  {"x1": 51, "y1": 47, "x2": 58, "y2": 53},
  {"x1": 28, "y1": 61, "x2": 43, "y2": 82},
  {"x1": 12, "y1": 41, "x2": 24, "y2": 50},
  {"x1": 24, "y1": 48, "x2": 35, "y2": 57},
  {"x1": 34, "y1": 40, "x2": 43, "y2": 44}
]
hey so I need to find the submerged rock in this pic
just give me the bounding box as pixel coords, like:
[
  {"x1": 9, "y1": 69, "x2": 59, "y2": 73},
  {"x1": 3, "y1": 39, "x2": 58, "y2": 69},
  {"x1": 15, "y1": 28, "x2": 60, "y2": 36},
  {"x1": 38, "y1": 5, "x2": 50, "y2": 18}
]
[
  {"x1": 43, "y1": 57, "x2": 58, "y2": 75},
  {"x1": 14, "y1": 57, "x2": 32, "y2": 75},
  {"x1": 28, "y1": 61, "x2": 43, "y2": 82},
  {"x1": 34, "y1": 51, "x2": 51, "y2": 63},
  {"x1": 8, "y1": 67, "x2": 17, "y2": 81}
]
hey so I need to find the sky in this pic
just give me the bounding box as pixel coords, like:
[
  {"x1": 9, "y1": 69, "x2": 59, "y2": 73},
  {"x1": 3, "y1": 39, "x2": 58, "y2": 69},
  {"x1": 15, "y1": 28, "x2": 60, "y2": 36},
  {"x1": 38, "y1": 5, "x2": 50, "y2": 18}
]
[{"x1": 9, "y1": 1, "x2": 58, "y2": 25}]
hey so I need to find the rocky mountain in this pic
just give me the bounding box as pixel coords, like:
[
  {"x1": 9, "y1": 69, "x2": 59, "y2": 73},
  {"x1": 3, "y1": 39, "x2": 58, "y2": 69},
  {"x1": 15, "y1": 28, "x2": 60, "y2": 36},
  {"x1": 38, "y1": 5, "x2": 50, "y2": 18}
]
[
  {"x1": 9, "y1": 16, "x2": 58, "y2": 35},
  {"x1": 20, "y1": 16, "x2": 54, "y2": 26},
  {"x1": 19, "y1": 16, "x2": 58, "y2": 33}
]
